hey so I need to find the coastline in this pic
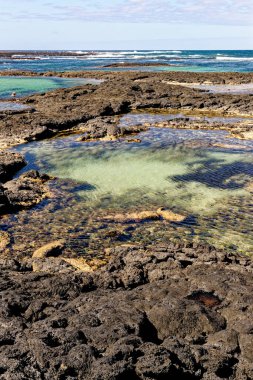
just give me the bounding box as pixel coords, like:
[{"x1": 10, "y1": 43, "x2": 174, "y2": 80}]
[
  {"x1": 0, "y1": 71, "x2": 253, "y2": 149},
  {"x1": 0, "y1": 69, "x2": 253, "y2": 379}
]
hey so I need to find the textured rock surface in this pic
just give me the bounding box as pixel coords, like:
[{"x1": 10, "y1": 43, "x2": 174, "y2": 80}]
[
  {"x1": 3, "y1": 170, "x2": 49, "y2": 211},
  {"x1": 0, "y1": 242, "x2": 252, "y2": 379},
  {"x1": 32, "y1": 240, "x2": 66, "y2": 258},
  {"x1": 0, "y1": 150, "x2": 26, "y2": 182},
  {"x1": 0, "y1": 151, "x2": 50, "y2": 215},
  {"x1": 0, "y1": 71, "x2": 253, "y2": 147}
]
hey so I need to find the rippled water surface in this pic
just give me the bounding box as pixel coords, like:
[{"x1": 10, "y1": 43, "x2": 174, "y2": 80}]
[
  {"x1": 0, "y1": 101, "x2": 30, "y2": 111},
  {"x1": 3, "y1": 113, "x2": 253, "y2": 257}
]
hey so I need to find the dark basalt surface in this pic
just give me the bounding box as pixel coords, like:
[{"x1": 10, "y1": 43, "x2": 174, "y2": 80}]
[
  {"x1": 0, "y1": 151, "x2": 49, "y2": 214},
  {"x1": 0, "y1": 72, "x2": 253, "y2": 147},
  {"x1": 0, "y1": 151, "x2": 26, "y2": 183},
  {"x1": 0, "y1": 243, "x2": 253, "y2": 379},
  {"x1": 0, "y1": 72, "x2": 253, "y2": 379}
]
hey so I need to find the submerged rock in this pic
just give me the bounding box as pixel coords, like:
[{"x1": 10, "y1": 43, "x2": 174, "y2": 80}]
[
  {"x1": 157, "y1": 207, "x2": 186, "y2": 222},
  {"x1": 103, "y1": 209, "x2": 186, "y2": 223}
]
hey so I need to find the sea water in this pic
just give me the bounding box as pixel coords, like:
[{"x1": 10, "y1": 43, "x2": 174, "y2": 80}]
[
  {"x1": 1, "y1": 50, "x2": 253, "y2": 72},
  {"x1": 0, "y1": 76, "x2": 101, "y2": 99},
  {"x1": 6, "y1": 117, "x2": 253, "y2": 256}
]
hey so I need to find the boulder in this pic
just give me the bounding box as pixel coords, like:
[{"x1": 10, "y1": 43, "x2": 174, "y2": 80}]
[
  {"x1": 3, "y1": 170, "x2": 49, "y2": 210},
  {"x1": 0, "y1": 150, "x2": 26, "y2": 182}
]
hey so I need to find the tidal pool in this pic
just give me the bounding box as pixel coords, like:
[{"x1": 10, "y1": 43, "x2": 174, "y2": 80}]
[
  {"x1": 164, "y1": 81, "x2": 253, "y2": 94},
  {"x1": 0, "y1": 101, "x2": 30, "y2": 111},
  {"x1": 0, "y1": 76, "x2": 101, "y2": 99},
  {"x1": 5, "y1": 114, "x2": 252, "y2": 258}
]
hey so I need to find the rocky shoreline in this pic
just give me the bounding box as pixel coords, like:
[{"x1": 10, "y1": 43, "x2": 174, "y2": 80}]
[
  {"x1": 0, "y1": 71, "x2": 253, "y2": 379},
  {"x1": 0, "y1": 71, "x2": 253, "y2": 148}
]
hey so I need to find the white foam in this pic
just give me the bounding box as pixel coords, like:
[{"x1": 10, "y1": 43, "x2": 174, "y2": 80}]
[{"x1": 216, "y1": 56, "x2": 253, "y2": 61}]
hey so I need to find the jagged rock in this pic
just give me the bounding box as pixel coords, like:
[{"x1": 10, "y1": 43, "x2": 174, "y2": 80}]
[
  {"x1": 0, "y1": 151, "x2": 26, "y2": 182},
  {"x1": 3, "y1": 170, "x2": 49, "y2": 210},
  {"x1": 0, "y1": 242, "x2": 253, "y2": 378}
]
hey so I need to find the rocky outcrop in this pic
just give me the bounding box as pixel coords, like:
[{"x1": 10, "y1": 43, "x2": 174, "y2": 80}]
[
  {"x1": 0, "y1": 150, "x2": 26, "y2": 182},
  {"x1": 0, "y1": 242, "x2": 252, "y2": 379},
  {"x1": 0, "y1": 150, "x2": 50, "y2": 215},
  {"x1": 0, "y1": 72, "x2": 253, "y2": 147}
]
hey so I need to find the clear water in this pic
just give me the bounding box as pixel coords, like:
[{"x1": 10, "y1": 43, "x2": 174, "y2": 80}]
[
  {"x1": 0, "y1": 76, "x2": 101, "y2": 99},
  {"x1": 165, "y1": 82, "x2": 253, "y2": 95},
  {"x1": 1, "y1": 50, "x2": 253, "y2": 73},
  {"x1": 5, "y1": 115, "x2": 253, "y2": 257},
  {"x1": 0, "y1": 101, "x2": 30, "y2": 111}
]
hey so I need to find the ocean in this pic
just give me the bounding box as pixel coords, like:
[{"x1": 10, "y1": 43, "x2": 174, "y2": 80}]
[{"x1": 0, "y1": 50, "x2": 253, "y2": 73}]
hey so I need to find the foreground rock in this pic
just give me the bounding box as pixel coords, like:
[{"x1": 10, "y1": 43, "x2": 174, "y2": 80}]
[{"x1": 0, "y1": 242, "x2": 252, "y2": 379}]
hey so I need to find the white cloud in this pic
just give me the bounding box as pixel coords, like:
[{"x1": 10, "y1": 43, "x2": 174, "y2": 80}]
[{"x1": 0, "y1": 0, "x2": 252, "y2": 25}]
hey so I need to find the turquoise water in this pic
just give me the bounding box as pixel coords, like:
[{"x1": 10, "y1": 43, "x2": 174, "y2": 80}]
[
  {"x1": 0, "y1": 76, "x2": 101, "y2": 99},
  {"x1": 0, "y1": 50, "x2": 253, "y2": 72},
  {"x1": 9, "y1": 119, "x2": 253, "y2": 255}
]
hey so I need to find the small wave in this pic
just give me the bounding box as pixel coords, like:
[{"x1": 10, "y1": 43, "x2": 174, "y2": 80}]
[
  {"x1": 216, "y1": 56, "x2": 253, "y2": 61},
  {"x1": 74, "y1": 51, "x2": 88, "y2": 54},
  {"x1": 188, "y1": 55, "x2": 206, "y2": 58}
]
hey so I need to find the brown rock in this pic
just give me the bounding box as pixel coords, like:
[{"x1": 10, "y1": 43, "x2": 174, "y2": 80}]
[
  {"x1": 62, "y1": 258, "x2": 93, "y2": 272},
  {"x1": 0, "y1": 231, "x2": 10, "y2": 252},
  {"x1": 157, "y1": 207, "x2": 186, "y2": 222},
  {"x1": 32, "y1": 240, "x2": 66, "y2": 258},
  {"x1": 104, "y1": 211, "x2": 159, "y2": 222}
]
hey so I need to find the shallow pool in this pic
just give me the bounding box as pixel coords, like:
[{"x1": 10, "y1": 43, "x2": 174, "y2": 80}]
[
  {"x1": 0, "y1": 76, "x2": 101, "y2": 99},
  {"x1": 5, "y1": 115, "x2": 252, "y2": 257}
]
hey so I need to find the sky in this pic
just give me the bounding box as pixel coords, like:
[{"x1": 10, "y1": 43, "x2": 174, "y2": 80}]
[{"x1": 0, "y1": 0, "x2": 252, "y2": 50}]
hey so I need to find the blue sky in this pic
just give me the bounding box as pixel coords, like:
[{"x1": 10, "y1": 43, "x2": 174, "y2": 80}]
[{"x1": 0, "y1": 0, "x2": 252, "y2": 49}]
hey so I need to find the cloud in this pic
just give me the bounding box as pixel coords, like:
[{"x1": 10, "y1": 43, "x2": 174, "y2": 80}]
[{"x1": 0, "y1": 0, "x2": 252, "y2": 25}]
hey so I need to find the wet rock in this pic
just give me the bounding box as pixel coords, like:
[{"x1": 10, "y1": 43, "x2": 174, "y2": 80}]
[
  {"x1": 32, "y1": 240, "x2": 66, "y2": 259},
  {"x1": 103, "y1": 209, "x2": 186, "y2": 223},
  {"x1": 3, "y1": 170, "x2": 49, "y2": 210},
  {"x1": 157, "y1": 207, "x2": 186, "y2": 222},
  {"x1": 0, "y1": 151, "x2": 26, "y2": 182},
  {"x1": 0, "y1": 231, "x2": 10, "y2": 252},
  {"x1": 62, "y1": 258, "x2": 93, "y2": 272},
  {"x1": 127, "y1": 138, "x2": 142, "y2": 143},
  {"x1": 103, "y1": 210, "x2": 160, "y2": 223},
  {"x1": 0, "y1": 185, "x2": 9, "y2": 213},
  {"x1": 0, "y1": 71, "x2": 253, "y2": 147}
]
